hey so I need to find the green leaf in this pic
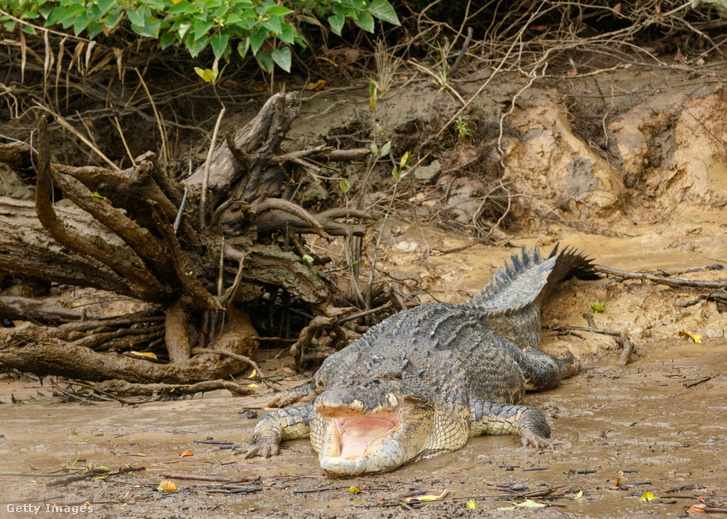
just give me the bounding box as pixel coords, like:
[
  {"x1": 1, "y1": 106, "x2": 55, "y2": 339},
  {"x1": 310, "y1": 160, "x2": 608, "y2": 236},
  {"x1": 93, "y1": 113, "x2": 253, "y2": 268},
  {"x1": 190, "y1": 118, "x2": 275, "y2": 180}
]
[
  {"x1": 400, "y1": 151, "x2": 411, "y2": 168},
  {"x1": 177, "y1": 22, "x2": 191, "y2": 39},
  {"x1": 195, "y1": 67, "x2": 215, "y2": 83},
  {"x1": 328, "y1": 12, "x2": 344, "y2": 35},
  {"x1": 73, "y1": 13, "x2": 91, "y2": 35},
  {"x1": 278, "y1": 23, "x2": 298, "y2": 44},
  {"x1": 187, "y1": 35, "x2": 210, "y2": 57},
  {"x1": 59, "y1": 4, "x2": 87, "y2": 26},
  {"x1": 225, "y1": 13, "x2": 242, "y2": 25},
  {"x1": 271, "y1": 46, "x2": 291, "y2": 72},
  {"x1": 380, "y1": 141, "x2": 391, "y2": 157},
  {"x1": 166, "y1": 1, "x2": 194, "y2": 15},
  {"x1": 339, "y1": 178, "x2": 350, "y2": 192},
  {"x1": 93, "y1": 191, "x2": 108, "y2": 200},
  {"x1": 193, "y1": 18, "x2": 214, "y2": 41},
  {"x1": 465, "y1": 499, "x2": 477, "y2": 509},
  {"x1": 370, "y1": 142, "x2": 379, "y2": 155},
  {"x1": 127, "y1": 8, "x2": 146, "y2": 28},
  {"x1": 302, "y1": 254, "x2": 314, "y2": 263},
  {"x1": 86, "y1": 21, "x2": 104, "y2": 38},
  {"x1": 267, "y1": 6, "x2": 293, "y2": 16},
  {"x1": 237, "y1": 37, "x2": 251, "y2": 58},
  {"x1": 22, "y1": 25, "x2": 37, "y2": 35},
  {"x1": 367, "y1": 0, "x2": 400, "y2": 25},
  {"x1": 255, "y1": 50, "x2": 273, "y2": 73},
  {"x1": 160, "y1": 32, "x2": 177, "y2": 49},
  {"x1": 45, "y1": 6, "x2": 66, "y2": 26},
  {"x1": 210, "y1": 30, "x2": 230, "y2": 60},
  {"x1": 392, "y1": 165, "x2": 400, "y2": 180},
  {"x1": 97, "y1": 0, "x2": 115, "y2": 15},
  {"x1": 261, "y1": 14, "x2": 282, "y2": 34},
  {"x1": 250, "y1": 26, "x2": 268, "y2": 55},
  {"x1": 354, "y1": 11, "x2": 374, "y2": 32},
  {"x1": 104, "y1": 11, "x2": 123, "y2": 30},
  {"x1": 591, "y1": 300, "x2": 605, "y2": 313},
  {"x1": 132, "y1": 18, "x2": 160, "y2": 38}
]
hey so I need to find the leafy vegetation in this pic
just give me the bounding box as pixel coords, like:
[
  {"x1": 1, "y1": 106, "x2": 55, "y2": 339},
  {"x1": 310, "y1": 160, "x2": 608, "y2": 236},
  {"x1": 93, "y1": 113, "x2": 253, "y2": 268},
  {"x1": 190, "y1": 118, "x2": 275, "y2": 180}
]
[{"x1": 0, "y1": 0, "x2": 400, "y2": 72}]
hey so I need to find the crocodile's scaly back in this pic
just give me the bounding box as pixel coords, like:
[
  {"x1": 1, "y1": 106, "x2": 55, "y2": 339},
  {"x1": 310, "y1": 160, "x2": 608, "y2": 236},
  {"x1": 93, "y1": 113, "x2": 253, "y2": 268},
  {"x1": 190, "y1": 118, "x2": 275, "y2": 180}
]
[{"x1": 463, "y1": 245, "x2": 594, "y2": 349}]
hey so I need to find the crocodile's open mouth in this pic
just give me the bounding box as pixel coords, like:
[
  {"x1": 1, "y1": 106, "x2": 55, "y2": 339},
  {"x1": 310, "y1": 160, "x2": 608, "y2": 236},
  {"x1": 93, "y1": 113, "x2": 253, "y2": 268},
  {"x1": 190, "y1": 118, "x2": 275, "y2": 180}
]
[
  {"x1": 329, "y1": 409, "x2": 403, "y2": 458},
  {"x1": 312, "y1": 397, "x2": 434, "y2": 475}
]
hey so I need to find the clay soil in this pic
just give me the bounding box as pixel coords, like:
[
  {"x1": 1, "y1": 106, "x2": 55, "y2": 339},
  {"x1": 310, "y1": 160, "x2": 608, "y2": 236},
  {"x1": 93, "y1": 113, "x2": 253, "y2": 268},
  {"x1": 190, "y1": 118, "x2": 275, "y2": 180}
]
[{"x1": 2, "y1": 63, "x2": 727, "y2": 518}]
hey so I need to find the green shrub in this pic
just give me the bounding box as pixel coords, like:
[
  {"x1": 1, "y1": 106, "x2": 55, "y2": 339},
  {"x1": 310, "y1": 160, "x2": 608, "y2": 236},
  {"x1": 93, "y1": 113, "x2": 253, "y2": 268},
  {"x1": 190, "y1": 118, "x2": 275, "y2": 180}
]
[{"x1": 0, "y1": 0, "x2": 400, "y2": 72}]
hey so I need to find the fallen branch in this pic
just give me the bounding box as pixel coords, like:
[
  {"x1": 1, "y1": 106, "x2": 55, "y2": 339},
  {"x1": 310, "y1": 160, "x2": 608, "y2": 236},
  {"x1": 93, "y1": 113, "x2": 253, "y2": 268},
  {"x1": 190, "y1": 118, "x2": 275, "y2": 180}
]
[
  {"x1": 546, "y1": 324, "x2": 634, "y2": 366},
  {"x1": 94, "y1": 379, "x2": 253, "y2": 398},
  {"x1": 594, "y1": 265, "x2": 727, "y2": 289}
]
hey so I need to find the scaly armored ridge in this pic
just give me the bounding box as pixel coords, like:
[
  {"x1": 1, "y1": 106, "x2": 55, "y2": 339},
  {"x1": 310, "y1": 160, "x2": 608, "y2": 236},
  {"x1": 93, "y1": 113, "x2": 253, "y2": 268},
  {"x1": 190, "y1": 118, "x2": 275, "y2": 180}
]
[{"x1": 244, "y1": 245, "x2": 594, "y2": 476}]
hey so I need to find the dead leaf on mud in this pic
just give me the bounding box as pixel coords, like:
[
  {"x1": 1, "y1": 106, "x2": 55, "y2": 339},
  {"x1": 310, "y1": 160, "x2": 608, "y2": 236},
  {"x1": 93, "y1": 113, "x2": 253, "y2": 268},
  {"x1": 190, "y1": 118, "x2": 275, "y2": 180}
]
[
  {"x1": 678, "y1": 331, "x2": 702, "y2": 343},
  {"x1": 640, "y1": 491, "x2": 657, "y2": 503},
  {"x1": 686, "y1": 503, "x2": 707, "y2": 514},
  {"x1": 180, "y1": 450, "x2": 194, "y2": 457},
  {"x1": 498, "y1": 498, "x2": 546, "y2": 510},
  {"x1": 465, "y1": 499, "x2": 477, "y2": 509},
  {"x1": 158, "y1": 479, "x2": 177, "y2": 492},
  {"x1": 403, "y1": 489, "x2": 449, "y2": 502}
]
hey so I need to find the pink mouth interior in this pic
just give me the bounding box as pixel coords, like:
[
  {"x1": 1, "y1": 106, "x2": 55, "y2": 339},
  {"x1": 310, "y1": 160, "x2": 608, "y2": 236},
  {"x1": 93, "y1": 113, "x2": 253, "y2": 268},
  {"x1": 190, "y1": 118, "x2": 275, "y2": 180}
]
[{"x1": 335, "y1": 409, "x2": 402, "y2": 458}]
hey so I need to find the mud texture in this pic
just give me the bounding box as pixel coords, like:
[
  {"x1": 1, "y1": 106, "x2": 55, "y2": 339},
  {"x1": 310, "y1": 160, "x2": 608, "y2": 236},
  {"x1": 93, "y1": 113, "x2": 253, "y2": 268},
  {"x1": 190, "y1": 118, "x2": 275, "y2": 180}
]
[{"x1": 1, "y1": 337, "x2": 726, "y2": 518}]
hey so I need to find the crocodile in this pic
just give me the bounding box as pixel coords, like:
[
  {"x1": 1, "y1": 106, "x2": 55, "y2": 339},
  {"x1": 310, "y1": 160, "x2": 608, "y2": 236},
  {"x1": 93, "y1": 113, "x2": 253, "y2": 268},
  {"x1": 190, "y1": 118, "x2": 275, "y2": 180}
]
[{"x1": 244, "y1": 245, "x2": 593, "y2": 476}]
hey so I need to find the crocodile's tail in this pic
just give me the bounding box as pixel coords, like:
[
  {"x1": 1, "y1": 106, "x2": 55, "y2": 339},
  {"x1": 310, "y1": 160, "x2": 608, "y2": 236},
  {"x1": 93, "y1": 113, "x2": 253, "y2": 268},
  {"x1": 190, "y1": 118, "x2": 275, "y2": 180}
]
[{"x1": 463, "y1": 245, "x2": 595, "y2": 349}]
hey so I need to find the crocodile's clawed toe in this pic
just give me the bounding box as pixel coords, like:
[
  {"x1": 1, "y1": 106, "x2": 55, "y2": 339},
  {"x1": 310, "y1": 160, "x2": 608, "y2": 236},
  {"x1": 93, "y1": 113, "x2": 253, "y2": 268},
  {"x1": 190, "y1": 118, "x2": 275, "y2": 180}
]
[
  {"x1": 242, "y1": 443, "x2": 280, "y2": 459},
  {"x1": 269, "y1": 390, "x2": 316, "y2": 408},
  {"x1": 268, "y1": 393, "x2": 298, "y2": 408},
  {"x1": 520, "y1": 429, "x2": 557, "y2": 450}
]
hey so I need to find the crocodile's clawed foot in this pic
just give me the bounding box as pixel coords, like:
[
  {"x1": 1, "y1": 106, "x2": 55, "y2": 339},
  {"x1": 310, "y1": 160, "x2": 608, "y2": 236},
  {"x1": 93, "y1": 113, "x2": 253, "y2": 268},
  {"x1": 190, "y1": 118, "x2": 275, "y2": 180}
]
[
  {"x1": 560, "y1": 357, "x2": 580, "y2": 380},
  {"x1": 520, "y1": 429, "x2": 560, "y2": 450},
  {"x1": 241, "y1": 442, "x2": 281, "y2": 459}
]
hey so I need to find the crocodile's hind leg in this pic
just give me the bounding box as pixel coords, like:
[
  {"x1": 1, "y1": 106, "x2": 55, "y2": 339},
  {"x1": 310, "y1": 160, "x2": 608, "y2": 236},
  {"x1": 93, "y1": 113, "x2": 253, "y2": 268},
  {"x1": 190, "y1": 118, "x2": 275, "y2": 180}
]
[
  {"x1": 469, "y1": 399, "x2": 552, "y2": 449},
  {"x1": 497, "y1": 338, "x2": 578, "y2": 391}
]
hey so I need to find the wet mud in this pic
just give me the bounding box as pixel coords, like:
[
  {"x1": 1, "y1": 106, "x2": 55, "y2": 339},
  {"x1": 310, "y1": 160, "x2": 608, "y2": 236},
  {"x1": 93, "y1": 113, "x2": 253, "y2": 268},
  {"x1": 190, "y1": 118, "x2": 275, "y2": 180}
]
[{"x1": 1, "y1": 335, "x2": 725, "y2": 518}]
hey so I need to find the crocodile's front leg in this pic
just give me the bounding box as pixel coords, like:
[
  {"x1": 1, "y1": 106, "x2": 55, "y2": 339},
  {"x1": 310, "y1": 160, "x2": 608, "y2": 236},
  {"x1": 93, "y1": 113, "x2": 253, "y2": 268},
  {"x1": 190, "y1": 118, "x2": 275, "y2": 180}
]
[
  {"x1": 469, "y1": 399, "x2": 552, "y2": 449},
  {"x1": 243, "y1": 404, "x2": 316, "y2": 458}
]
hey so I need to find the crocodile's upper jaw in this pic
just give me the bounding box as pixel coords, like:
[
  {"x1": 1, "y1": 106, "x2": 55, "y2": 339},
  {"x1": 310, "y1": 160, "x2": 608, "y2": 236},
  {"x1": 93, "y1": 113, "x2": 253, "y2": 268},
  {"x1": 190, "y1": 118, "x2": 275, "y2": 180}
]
[{"x1": 312, "y1": 396, "x2": 434, "y2": 476}]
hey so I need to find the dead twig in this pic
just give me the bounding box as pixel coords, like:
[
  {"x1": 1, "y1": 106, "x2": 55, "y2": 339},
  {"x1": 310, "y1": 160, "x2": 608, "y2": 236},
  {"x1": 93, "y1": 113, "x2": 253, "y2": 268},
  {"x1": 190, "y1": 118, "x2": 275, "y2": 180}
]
[
  {"x1": 47, "y1": 466, "x2": 145, "y2": 487},
  {"x1": 595, "y1": 265, "x2": 727, "y2": 289},
  {"x1": 200, "y1": 105, "x2": 226, "y2": 231},
  {"x1": 546, "y1": 324, "x2": 633, "y2": 366}
]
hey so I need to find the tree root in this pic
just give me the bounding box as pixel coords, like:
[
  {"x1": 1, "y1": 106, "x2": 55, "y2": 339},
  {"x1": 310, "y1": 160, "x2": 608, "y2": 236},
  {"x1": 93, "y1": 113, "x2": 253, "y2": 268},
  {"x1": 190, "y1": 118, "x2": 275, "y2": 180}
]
[
  {"x1": 289, "y1": 315, "x2": 359, "y2": 366},
  {"x1": 0, "y1": 338, "x2": 246, "y2": 383},
  {"x1": 94, "y1": 379, "x2": 254, "y2": 398},
  {"x1": 0, "y1": 296, "x2": 102, "y2": 325}
]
